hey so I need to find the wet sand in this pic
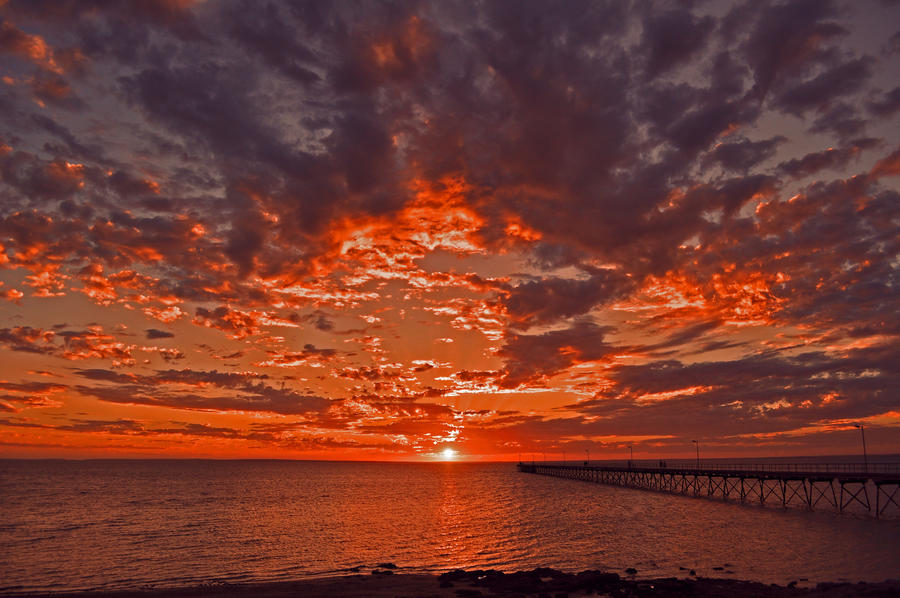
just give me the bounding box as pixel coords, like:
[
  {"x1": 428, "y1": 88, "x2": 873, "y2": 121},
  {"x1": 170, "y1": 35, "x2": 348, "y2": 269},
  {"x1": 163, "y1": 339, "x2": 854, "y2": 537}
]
[{"x1": 7, "y1": 569, "x2": 900, "y2": 598}]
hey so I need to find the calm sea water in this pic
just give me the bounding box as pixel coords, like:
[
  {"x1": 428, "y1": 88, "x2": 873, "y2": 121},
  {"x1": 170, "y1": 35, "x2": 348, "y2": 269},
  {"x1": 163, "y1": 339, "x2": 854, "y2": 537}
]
[{"x1": 1, "y1": 460, "x2": 899, "y2": 594}]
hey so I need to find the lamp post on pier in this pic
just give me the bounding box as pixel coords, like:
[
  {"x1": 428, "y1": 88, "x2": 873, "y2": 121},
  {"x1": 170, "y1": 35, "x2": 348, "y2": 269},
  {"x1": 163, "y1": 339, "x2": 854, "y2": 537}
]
[
  {"x1": 628, "y1": 445, "x2": 634, "y2": 469},
  {"x1": 853, "y1": 423, "x2": 868, "y2": 473},
  {"x1": 585, "y1": 448, "x2": 590, "y2": 466},
  {"x1": 692, "y1": 439, "x2": 700, "y2": 469}
]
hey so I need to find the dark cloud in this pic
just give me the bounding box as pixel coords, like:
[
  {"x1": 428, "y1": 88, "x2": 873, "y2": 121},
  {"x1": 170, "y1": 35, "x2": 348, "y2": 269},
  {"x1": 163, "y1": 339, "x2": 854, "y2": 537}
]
[
  {"x1": 75, "y1": 383, "x2": 330, "y2": 416},
  {"x1": 73, "y1": 367, "x2": 269, "y2": 388},
  {"x1": 771, "y1": 56, "x2": 873, "y2": 116},
  {"x1": 452, "y1": 370, "x2": 499, "y2": 383},
  {"x1": 0, "y1": 380, "x2": 65, "y2": 393},
  {"x1": 777, "y1": 139, "x2": 878, "y2": 178},
  {"x1": 870, "y1": 147, "x2": 900, "y2": 178},
  {"x1": 336, "y1": 366, "x2": 401, "y2": 382},
  {"x1": 0, "y1": 151, "x2": 87, "y2": 203},
  {"x1": 120, "y1": 63, "x2": 293, "y2": 168},
  {"x1": 699, "y1": 174, "x2": 899, "y2": 336},
  {"x1": 301, "y1": 310, "x2": 335, "y2": 332},
  {"x1": 886, "y1": 30, "x2": 900, "y2": 55},
  {"x1": 640, "y1": 7, "x2": 715, "y2": 78},
  {"x1": 501, "y1": 268, "x2": 635, "y2": 329},
  {"x1": 499, "y1": 321, "x2": 617, "y2": 388},
  {"x1": 641, "y1": 320, "x2": 723, "y2": 354},
  {"x1": 868, "y1": 85, "x2": 900, "y2": 118},
  {"x1": 735, "y1": 0, "x2": 846, "y2": 101},
  {"x1": 29, "y1": 72, "x2": 84, "y2": 110},
  {"x1": 706, "y1": 136, "x2": 786, "y2": 172},
  {"x1": 808, "y1": 102, "x2": 868, "y2": 140},
  {"x1": 0, "y1": 416, "x2": 351, "y2": 448},
  {"x1": 30, "y1": 114, "x2": 106, "y2": 163},
  {"x1": 58, "y1": 418, "x2": 147, "y2": 434},
  {"x1": 0, "y1": 326, "x2": 56, "y2": 354},
  {"x1": 572, "y1": 341, "x2": 900, "y2": 440},
  {"x1": 260, "y1": 344, "x2": 339, "y2": 367},
  {"x1": 3, "y1": 0, "x2": 205, "y2": 58},
  {"x1": 144, "y1": 328, "x2": 174, "y2": 339},
  {"x1": 226, "y1": 1, "x2": 320, "y2": 85}
]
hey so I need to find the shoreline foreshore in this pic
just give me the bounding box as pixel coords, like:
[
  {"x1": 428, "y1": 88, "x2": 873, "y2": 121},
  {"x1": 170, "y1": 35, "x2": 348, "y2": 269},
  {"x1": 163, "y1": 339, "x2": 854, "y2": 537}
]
[{"x1": 5, "y1": 569, "x2": 900, "y2": 598}]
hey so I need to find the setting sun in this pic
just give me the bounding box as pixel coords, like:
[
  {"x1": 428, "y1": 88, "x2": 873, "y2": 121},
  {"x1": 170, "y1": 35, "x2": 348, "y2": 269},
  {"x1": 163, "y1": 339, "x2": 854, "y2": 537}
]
[{"x1": 440, "y1": 447, "x2": 457, "y2": 461}]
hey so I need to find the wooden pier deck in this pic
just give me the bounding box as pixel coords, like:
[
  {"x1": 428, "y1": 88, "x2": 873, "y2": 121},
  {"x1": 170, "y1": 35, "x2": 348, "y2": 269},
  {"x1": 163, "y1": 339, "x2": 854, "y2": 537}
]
[{"x1": 517, "y1": 461, "x2": 900, "y2": 518}]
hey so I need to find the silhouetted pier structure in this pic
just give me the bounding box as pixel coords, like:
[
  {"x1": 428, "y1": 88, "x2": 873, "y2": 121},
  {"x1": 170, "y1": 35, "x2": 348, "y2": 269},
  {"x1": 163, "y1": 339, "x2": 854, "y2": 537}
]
[{"x1": 517, "y1": 461, "x2": 900, "y2": 518}]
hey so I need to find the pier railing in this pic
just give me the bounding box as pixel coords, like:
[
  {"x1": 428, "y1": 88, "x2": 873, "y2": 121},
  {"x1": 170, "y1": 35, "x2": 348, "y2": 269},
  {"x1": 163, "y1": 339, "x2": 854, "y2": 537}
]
[
  {"x1": 656, "y1": 461, "x2": 900, "y2": 474},
  {"x1": 524, "y1": 461, "x2": 900, "y2": 475}
]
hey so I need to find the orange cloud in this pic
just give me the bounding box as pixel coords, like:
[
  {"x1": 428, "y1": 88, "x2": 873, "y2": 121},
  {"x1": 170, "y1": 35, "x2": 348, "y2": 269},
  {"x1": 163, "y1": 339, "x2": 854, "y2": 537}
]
[{"x1": 0, "y1": 21, "x2": 63, "y2": 73}]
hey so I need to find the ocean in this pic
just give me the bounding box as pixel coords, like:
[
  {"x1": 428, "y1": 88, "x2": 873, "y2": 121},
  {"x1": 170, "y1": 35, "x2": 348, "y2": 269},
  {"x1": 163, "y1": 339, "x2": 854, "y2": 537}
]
[{"x1": 1, "y1": 459, "x2": 899, "y2": 594}]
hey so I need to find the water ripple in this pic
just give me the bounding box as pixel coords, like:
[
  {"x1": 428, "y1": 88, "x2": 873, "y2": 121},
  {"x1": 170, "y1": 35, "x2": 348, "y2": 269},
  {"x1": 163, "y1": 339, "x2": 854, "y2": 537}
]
[{"x1": 1, "y1": 460, "x2": 899, "y2": 594}]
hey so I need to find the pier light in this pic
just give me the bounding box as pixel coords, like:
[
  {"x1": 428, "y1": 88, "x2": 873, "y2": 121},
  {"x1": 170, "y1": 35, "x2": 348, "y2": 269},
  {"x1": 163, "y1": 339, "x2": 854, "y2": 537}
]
[
  {"x1": 692, "y1": 440, "x2": 700, "y2": 469},
  {"x1": 853, "y1": 424, "x2": 868, "y2": 473}
]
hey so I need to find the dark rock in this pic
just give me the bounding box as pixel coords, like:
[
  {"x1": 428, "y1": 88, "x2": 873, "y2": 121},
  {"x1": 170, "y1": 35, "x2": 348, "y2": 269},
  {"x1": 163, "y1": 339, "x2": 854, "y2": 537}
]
[
  {"x1": 679, "y1": 566, "x2": 688, "y2": 570},
  {"x1": 573, "y1": 570, "x2": 620, "y2": 590},
  {"x1": 472, "y1": 570, "x2": 505, "y2": 584},
  {"x1": 480, "y1": 570, "x2": 546, "y2": 594},
  {"x1": 625, "y1": 567, "x2": 638, "y2": 575},
  {"x1": 371, "y1": 569, "x2": 393, "y2": 575},
  {"x1": 531, "y1": 567, "x2": 565, "y2": 578},
  {"x1": 440, "y1": 569, "x2": 470, "y2": 582},
  {"x1": 713, "y1": 566, "x2": 724, "y2": 571},
  {"x1": 689, "y1": 569, "x2": 696, "y2": 576},
  {"x1": 643, "y1": 578, "x2": 694, "y2": 595},
  {"x1": 377, "y1": 562, "x2": 398, "y2": 569},
  {"x1": 787, "y1": 580, "x2": 797, "y2": 588}
]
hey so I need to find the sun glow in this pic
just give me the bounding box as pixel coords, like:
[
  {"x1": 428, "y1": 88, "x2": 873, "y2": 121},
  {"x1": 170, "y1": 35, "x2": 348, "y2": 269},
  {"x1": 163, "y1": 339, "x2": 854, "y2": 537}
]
[{"x1": 440, "y1": 447, "x2": 457, "y2": 461}]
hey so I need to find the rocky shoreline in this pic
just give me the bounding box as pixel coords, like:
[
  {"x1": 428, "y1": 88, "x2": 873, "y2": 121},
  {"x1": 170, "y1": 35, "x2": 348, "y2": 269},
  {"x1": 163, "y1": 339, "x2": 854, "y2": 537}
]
[{"x1": 6, "y1": 568, "x2": 899, "y2": 598}]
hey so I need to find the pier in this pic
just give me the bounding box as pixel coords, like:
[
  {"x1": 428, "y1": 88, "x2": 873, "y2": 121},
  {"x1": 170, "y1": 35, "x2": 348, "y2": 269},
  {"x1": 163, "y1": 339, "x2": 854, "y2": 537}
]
[{"x1": 517, "y1": 461, "x2": 900, "y2": 518}]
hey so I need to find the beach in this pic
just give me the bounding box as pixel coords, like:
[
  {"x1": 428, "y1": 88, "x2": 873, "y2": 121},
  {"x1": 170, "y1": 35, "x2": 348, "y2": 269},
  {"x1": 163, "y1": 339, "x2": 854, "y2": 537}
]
[{"x1": 6, "y1": 569, "x2": 900, "y2": 598}]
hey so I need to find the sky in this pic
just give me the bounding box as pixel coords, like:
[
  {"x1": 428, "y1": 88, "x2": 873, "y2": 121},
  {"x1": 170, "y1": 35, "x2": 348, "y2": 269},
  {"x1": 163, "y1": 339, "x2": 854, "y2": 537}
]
[{"x1": 0, "y1": 0, "x2": 898, "y2": 461}]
